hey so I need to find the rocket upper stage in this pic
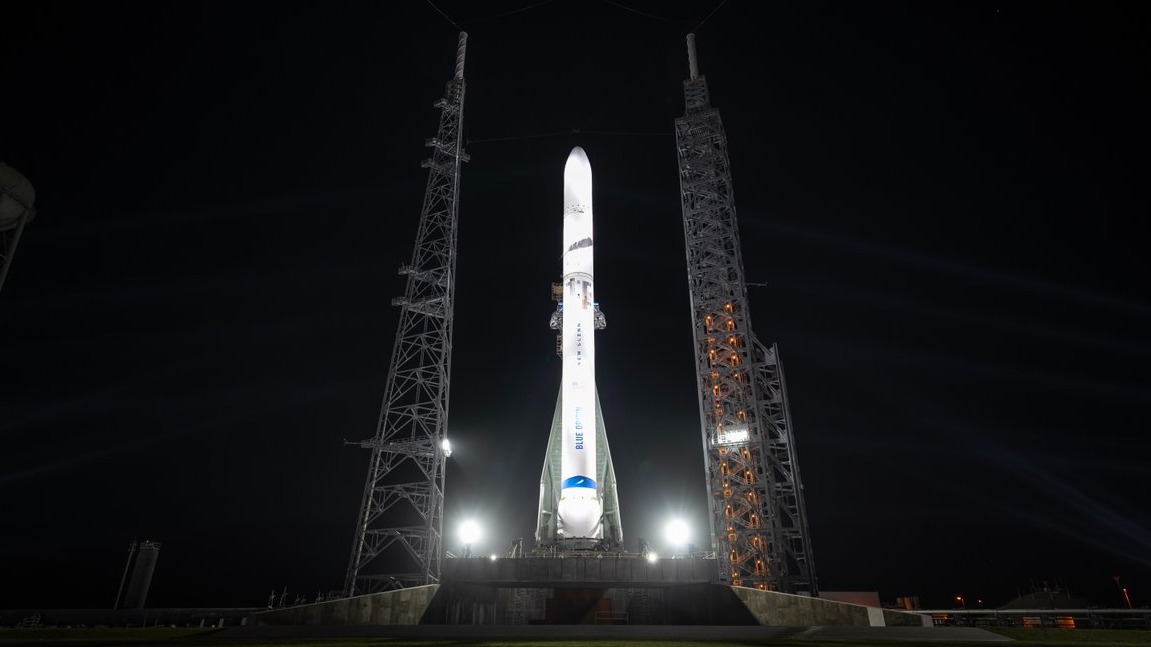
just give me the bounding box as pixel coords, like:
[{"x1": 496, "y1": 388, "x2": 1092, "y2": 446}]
[{"x1": 562, "y1": 146, "x2": 594, "y2": 287}]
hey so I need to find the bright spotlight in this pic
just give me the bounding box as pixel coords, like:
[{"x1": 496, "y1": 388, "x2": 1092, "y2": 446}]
[
  {"x1": 459, "y1": 519, "x2": 481, "y2": 544},
  {"x1": 665, "y1": 519, "x2": 690, "y2": 547},
  {"x1": 489, "y1": 554, "x2": 498, "y2": 561},
  {"x1": 441, "y1": 437, "x2": 452, "y2": 457},
  {"x1": 646, "y1": 552, "x2": 659, "y2": 564}
]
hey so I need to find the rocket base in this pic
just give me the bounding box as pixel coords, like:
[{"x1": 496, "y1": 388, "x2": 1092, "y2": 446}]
[
  {"x1": 535, "y1": 388, "x2": 622, "y2": 550},
  {"x1": 550, "y1": 537, "x2": 606, "y2": 552}
]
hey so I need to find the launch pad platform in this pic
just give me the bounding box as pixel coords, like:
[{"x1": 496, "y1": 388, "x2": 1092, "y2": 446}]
[{"x1": 257, "y1": 555, "x2": 932, "y2": 627}]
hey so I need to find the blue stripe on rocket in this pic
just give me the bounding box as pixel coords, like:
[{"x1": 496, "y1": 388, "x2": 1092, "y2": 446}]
[{"x1": 562, "y1": 475, "x2": 597, "y2": 489}]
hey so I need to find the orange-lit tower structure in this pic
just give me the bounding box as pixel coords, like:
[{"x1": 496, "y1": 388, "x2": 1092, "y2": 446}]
[{"x1": 673, "y1": 34, "x2": 817, "y2": 594}]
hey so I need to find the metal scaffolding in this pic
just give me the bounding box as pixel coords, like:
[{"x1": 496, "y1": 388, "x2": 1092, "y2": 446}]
[
  {"x1": 344, "y1": 32, "x2": 470, "y2": 596},
  {"x1": 673, "y1": 33, "x2": 817, "y2": 595}
]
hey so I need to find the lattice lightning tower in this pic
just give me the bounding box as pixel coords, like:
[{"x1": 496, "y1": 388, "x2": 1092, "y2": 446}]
[
  {"x1": 345, "y1": 32, "x2": 470, "y2": 596},
  {"x1": 673, "y1": 34, "x2": 817, "y2": 595}
]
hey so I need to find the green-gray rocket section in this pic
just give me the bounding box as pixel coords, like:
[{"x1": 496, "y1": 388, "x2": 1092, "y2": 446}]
[{"x1": 535, "y1": 388, "x2": 623, "y2": 547}]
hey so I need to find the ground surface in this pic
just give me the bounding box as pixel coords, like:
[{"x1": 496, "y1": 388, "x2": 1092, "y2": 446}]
[{"x1": 2, "y1": 626, "x2": 1151, "y2": 646}]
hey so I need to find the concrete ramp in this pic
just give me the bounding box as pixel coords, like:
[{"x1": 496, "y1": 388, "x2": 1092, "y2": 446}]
[
  {"x1": 728, "y1": 586, "x2": 932, "y2": 627},
  {"x1": 257, "y1": 585, "x2": 438, "y2": 625}
]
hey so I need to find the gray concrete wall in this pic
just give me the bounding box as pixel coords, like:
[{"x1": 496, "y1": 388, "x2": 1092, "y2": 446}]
[
  {"x1": 256, "y1": 585, "x2": 439, "y2": 626},
  {"x1": 728, "y1": 587, "x2": 931, "y2": 627},
  {"x1": 422, "y1": 583, "x2": 500, "y2": 625},
  {"x1": 441, "y1": 547, "x2": 718, "y2": 584},
  {"x1": 664, "y1": 584, "x2": 760, "y2": 625},
  {"x1": 443, "y1": 555, "x2": 713, "y2": 586},
  {"x1": 883, "y1": 607, "x2": 934, "y2": 627}
]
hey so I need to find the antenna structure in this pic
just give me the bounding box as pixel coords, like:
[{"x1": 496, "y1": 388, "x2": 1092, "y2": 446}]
[
  {"x1": 673, "y1": 33, "x2": 817, "y2": 594},
  {"x1": 345, "y1": 32, "x2": 470, "y2": 595}
]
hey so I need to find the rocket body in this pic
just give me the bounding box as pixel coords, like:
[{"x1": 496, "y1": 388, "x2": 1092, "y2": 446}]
[{"x1": 557, "y1": 146, "x2": 601, "y2": 539}]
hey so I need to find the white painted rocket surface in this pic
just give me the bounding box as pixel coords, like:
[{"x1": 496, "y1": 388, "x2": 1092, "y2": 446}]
[{"x1": 557, "y1": 146, "x2": 601, "y2": 539}]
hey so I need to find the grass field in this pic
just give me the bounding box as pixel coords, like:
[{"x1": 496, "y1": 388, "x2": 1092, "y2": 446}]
[
  {"x1": 989, "y1": 628, "x2": 1151, "y2": 645},
  {"x1": 2, "y1": 626, "x2": 1151, "y2": 647}
]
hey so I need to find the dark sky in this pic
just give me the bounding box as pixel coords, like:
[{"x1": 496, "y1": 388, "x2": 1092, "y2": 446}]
[{"x1": 2, "y1": 1, "x2": 1148, "y2": 611}]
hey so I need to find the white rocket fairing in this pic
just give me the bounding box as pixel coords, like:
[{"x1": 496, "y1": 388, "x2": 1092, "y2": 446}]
[{"x1": 557, "y1": 146, "x2": 601, "y2": 539}]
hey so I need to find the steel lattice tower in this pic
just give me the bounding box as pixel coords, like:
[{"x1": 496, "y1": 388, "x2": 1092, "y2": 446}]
[
  {"x1": 673, "y1": 34, "x2": 817, "y2": 595},
  {"x1": 345, "y1": 32, "x2": 470, "y2": 596}
]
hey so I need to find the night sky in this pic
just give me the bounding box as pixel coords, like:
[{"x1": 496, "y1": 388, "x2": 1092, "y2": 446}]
[{"x1": 3, "y1": 1, "x2": 1148, "y2": 612}]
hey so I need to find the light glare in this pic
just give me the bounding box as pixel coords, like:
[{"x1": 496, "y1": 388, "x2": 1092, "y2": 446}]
[
  {"x1": 459, "y1": 519, "x2": 481, "y2": 544},
  {"x1": 666, "y1": 518, "x2": 690, "y2": 547},
  {"x1": 715, "y1": 428, "x2": 749, "y2": 445}
]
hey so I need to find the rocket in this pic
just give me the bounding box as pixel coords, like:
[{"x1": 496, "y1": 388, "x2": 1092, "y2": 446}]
[
  {"x1": 534, "y1": 146, "x2": 621, "y2": 548},
  {"x1": 557, "y1": 146, "x2": 601, "y2": 539}
]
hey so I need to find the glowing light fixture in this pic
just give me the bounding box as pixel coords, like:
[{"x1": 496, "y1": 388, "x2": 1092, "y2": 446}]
[
  {"x1": 715, "y1": 428, "x2": 749, "y2": 445},
  {"x1": 459, "y1": 519, "x2": 481, "y2": 545},
  {"x1": 666, "y1": 518, "x2": 690, "y2": 550}
]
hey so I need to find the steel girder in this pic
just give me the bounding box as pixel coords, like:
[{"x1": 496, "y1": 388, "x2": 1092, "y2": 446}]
[{"x1": 750, "y1": 339, "x2": 817, "y2": 594}]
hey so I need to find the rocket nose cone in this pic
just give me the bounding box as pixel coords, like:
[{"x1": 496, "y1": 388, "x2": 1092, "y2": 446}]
[
  {"x1": 564, "y1": 147, "x2": 592, "y2": 211},
  {"x1": 564, "y1": 146, "x2": 591, "y2": 180},
  {"x1": 567, "y1": 146, "x2": 590, "y2": 167}
]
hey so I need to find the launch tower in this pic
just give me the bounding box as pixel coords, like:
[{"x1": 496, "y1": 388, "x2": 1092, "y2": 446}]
[
  {"x1": 673, "y1": 34, "x2": 817, "y2": 594},
  {"x1": 344, "y1": 32, "x2": 469, "y2": 595}
]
